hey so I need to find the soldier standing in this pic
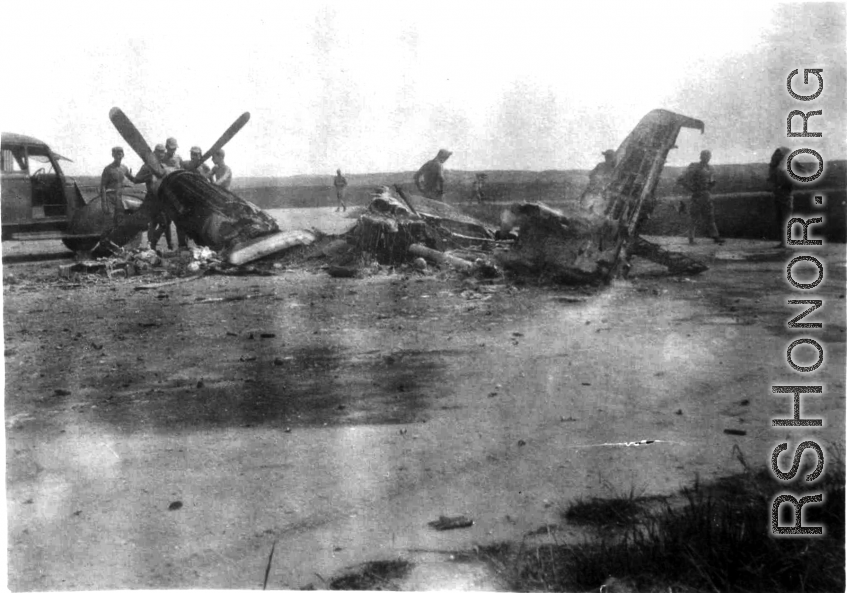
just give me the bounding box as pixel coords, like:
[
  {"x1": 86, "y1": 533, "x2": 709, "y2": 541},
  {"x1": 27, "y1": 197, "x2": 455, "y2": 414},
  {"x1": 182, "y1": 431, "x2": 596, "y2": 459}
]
[
  {"x1": 471, "y1": 173, "x2": 487, "y2": 202},
  {"x1": 99, "y1": 146, "x2": 134, "y2": 225},
  {"x1": 333, "y1": 169, "x2": 348, "y2": 212},
  {"x1": 676, "y1": 149, "x2": 725, "y2": 245},
  {"x1": 132, "y1": 144, "x2": 174, "y2": 252},
  {"x1": 187, "y1": 146, "x2": 211, "y2": 177},
  {"x1": 579, "y1": 149, "x2": 616, "y2": 213},
  {"x1": 413, "y1": 149, "x2": 452, "y2": 201},
  {"x1": 589, "y1": 149, "x2": 616, "y2": 190},
  {"x1": 162, "y1": 137, "x2": 183, "y2": 169},
  {"x1": 210, "y1": 149, "x2": 232, "y2": 190}
]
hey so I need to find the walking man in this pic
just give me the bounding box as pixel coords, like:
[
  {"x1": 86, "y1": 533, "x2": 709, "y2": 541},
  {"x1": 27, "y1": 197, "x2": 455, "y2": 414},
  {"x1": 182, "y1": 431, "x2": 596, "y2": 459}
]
[
  {"x1": 210, "y1": 149, "x2": 232, "y2": 190},
  {"x1": 414, "y1": 149, "x2": 452, "y2": 201},
  {"x1": 333, "y1": 169, "x2": 348, "y2": 212},
  {"x1": 471, "y1": 173, "x2": 487, "y2": 202},
  {"x1": 676, "y1": 149, "x2": 725, "y2": 245},
  {"x1": 100, "y1": 146, "x2": 134, "y2": 226}
]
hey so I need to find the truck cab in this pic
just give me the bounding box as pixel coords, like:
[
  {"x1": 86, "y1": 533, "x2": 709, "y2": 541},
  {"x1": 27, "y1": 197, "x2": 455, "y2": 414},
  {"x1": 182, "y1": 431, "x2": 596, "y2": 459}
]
[{"x1": 1, "y1": 132, "x2": 87, "y2": 241}]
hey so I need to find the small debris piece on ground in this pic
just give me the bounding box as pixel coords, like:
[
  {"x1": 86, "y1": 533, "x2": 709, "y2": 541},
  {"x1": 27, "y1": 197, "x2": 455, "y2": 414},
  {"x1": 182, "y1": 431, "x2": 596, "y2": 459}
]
[
  {"x1": 168, "y1": 501, "x2": 183, "y2": 511},
  {"x1": 53, "y1": 389, "x2": 71, "y2": 397},
  {"x1": 428, "y1": 515, "x2": 474, "y2": 530},
  {"x1": 723, "y1": 429, "x2": 747, "y2": 436}
]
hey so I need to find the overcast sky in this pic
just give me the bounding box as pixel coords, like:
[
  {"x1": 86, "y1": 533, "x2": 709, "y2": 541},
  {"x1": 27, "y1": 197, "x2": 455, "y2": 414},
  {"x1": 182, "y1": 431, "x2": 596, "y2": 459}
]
[{"x1": 1, "y1": 1, "x2": 844, "y2": 177}]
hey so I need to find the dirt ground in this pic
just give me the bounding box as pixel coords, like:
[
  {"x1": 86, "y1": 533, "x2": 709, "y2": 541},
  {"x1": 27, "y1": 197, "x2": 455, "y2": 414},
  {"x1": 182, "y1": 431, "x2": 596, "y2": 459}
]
[{"x1": 3, "y1": 210, "x2": 845, "y2": 590}]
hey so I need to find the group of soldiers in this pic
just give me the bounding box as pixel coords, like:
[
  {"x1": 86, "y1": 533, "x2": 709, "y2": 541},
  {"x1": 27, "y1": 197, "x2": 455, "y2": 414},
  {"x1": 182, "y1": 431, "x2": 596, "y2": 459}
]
[
  {"x1": 99, "y1": 138, "x2": 233, "y2": 251},
  {"x1": 103, "y1": 138, "x2": 795, "y2": 251}
]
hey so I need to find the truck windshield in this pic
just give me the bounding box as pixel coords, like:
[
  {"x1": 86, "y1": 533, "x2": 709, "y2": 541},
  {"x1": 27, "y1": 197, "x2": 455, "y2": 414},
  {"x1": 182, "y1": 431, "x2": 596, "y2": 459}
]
[{"x1": 1, "y1": 147, "x2": 28, "y2": 173}]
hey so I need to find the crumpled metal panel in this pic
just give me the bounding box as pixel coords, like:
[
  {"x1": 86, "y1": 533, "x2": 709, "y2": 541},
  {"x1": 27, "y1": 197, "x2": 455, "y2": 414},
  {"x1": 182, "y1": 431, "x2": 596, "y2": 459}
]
[{"x1": 581, "y1": 109, "x2": 705, "y2": 278}]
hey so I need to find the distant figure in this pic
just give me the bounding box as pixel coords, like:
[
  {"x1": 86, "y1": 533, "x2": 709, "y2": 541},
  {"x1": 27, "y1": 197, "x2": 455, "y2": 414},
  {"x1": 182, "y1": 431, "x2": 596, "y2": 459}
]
[
  {"x1": 133, "y1": 144, "x2": 174, "y2": 251},
  {"x1": 414, "y1": 149, "x2": 452, "y2": 201},
  {"x1": 100, "y1": 146, "x2": 134, "y2": 225},
  {"x1": 187, "y1": 146, "x2": 211, "y2": 177},
  {"x1": 333, "y1": 169, "x2": 348, "y2": 212},
  {"x1": 768, "y1": 146, "x2": 794, "y2": 248},
  {"x1": 589, "y1": 149, "x2": 616, "y2": 190},
  {"x1": 471, "y1": 173, "x2": 487, "y2": 202},
  {"x1": 210, "y1": 149, "x2": 232, "y2": 189},
  {"x1": 676, "y1": 149, "x2": 725, "y2": 245},
  {"x1": 162, "y1": 137, "x2": 183, "y2": 170},
  {"x1": 579, "y1": 149, "x2": 616, "y2": 212}
]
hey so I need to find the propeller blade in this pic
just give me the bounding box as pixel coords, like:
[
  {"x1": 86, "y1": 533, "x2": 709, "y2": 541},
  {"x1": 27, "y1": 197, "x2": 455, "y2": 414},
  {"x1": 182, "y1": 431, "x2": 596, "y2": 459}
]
[
  {"x1": 109, "y1": 107, "x2": 165, "y2": 177},
  {"x1": 186, "y1": 112, "x2": 250, "y2": 170}
]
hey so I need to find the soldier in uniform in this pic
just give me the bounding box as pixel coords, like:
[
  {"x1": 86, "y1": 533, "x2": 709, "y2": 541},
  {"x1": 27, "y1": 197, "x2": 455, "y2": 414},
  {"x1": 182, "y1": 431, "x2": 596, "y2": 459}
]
[
  {"x1": 99, "y1": 146, "x2": 134, "y2": 225},
  {"x1": 162, "y1": 137, "x2": 183, "y2": 169},
  {"x1": 413, "y1": 149, "x2": 452, "y2": 201},
  {"x1": 333, "y1": 169, "x2": 348, "y2": 212},
  {"x1": 676, "y1": 149, "x2": 725, "y2": 245},
  {"x1": 131, "y1": 144, "x2": 174, "y2": 252},
  {"x1": 186, "y1": 146, "x2": 211, "y2": 177},
  {"x1": 589, "y1": 149, "x2": 616, "y2": 190},
  {"x1": 471, "y1": 173, "x2": 487, "y2": 202},
  {"x1": 579, "y1": 149, "x2": 616, "y2": 212},
  {"x1": 210, "y1": 149, "x2": 232, "y2": 190}
]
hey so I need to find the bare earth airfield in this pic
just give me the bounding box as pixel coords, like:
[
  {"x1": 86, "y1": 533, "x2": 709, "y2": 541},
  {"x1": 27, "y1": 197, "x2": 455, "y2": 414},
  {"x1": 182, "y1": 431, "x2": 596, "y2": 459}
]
[
  {"x1": 3, "y1": 4, "x2": 847, "y2": 585},
  {"x1": 4, "y1": 164, "x2": 846, "y2": 591}
]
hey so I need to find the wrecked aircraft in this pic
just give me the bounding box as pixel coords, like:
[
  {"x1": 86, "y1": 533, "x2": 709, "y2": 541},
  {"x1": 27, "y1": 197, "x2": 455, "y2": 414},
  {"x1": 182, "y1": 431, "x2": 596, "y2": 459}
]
[
  {"x1": 76, "y1": 108, "x2": 306, "y2": 265},
  {"x1": 69, "y1": 107, "x2": 708, "y2": 282},
  {"x1": 498, "y1": 109, "x2": 710, "y2": 281},
  {"x1": 353, "y1": 109, "x2": 710, "y2": 283}
]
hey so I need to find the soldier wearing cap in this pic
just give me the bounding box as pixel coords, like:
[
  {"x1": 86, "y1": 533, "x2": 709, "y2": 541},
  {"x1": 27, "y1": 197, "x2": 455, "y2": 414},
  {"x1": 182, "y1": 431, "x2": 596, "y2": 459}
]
[
  {"x1": 333, "y1": 168, "x2": 348, "y2": 212},
  {"x1": 676, "y1": 149, "x2": 725, "y2": 245},
  {"x1": 414, "y1": 148, "x2": 452, "y2": 201},
  {"x1": 579, "y1": 149, "x2": 617, "y2": 213},
  {"x1": 187, "y1": 146, "x2": 211, "y2": 177},
  {"x1": 162, "y1": 137, "x2": 183, "y2": 170},
  {"x1": 589, "y1": 149, "x2": 616, "y2": 189},
  {"x1": 100, "y1": 146, "x2": 134, "y2": 225},
  {"x1": 210, "y1": 149, "x2": 232, "y2": 190}
]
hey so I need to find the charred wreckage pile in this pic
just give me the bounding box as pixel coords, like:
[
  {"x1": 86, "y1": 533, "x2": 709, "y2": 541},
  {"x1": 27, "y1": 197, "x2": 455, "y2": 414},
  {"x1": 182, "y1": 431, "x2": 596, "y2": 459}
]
[{"x1": 64, "y1": 108, "x2": 709, "y2": 285}]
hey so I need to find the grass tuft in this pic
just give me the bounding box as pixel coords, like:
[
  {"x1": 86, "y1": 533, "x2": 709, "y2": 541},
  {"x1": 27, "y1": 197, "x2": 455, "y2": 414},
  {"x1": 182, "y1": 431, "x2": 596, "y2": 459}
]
[
  {"x1": 478, "y1": 449, "x2": 845, "y2": 592},
  {"x1": 328, "y1": 559, "x2": 412, "y2": 590}
]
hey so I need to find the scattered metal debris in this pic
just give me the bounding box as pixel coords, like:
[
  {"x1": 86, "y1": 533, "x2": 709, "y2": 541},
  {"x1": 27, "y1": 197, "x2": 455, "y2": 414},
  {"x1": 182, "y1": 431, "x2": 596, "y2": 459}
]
[{"x1": 428, "y1": 515, "x2": 474, "y2": 530}]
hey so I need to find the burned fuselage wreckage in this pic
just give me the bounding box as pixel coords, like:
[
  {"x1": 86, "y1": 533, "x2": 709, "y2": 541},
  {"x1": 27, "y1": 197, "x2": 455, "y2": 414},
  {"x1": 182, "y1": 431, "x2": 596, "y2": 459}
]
[
  {"x1": 354, "y1": 109, "x2": 709, "y2": 283},
  {"x1": 71, "y1": 107, "x2": 707, "y2": 283},
  {"x1": 497, "y1": 109, "x2": 710, "y2": 282}
]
